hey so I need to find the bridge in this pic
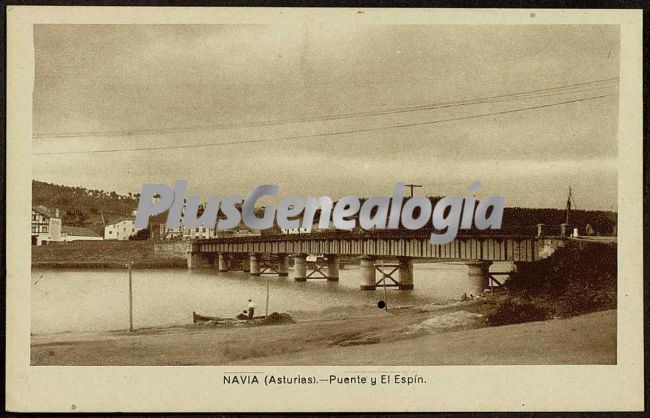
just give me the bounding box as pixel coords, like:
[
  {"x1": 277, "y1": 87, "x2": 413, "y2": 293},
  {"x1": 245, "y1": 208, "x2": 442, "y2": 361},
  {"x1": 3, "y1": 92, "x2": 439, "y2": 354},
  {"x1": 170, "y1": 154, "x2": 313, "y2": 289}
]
[{"x1": 187, "y1": 224, "x2": 569, "y2": 298}]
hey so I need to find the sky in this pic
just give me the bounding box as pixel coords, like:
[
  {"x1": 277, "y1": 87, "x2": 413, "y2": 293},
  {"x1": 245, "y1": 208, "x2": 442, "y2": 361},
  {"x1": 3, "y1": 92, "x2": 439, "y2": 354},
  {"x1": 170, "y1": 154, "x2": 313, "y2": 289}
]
[{"x1": 32, "y1": 24, "x2": 619, "y2": 210}]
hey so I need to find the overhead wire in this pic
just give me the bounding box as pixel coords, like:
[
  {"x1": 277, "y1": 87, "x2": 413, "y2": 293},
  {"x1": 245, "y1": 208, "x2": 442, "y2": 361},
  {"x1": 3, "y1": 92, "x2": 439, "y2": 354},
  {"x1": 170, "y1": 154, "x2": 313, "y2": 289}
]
[
  {"x1": 33, "y1": 77, "x2": 618, "y2": 139},
  {"x1": 33, "y1": 93, "x2": 617, "y2": 156}
]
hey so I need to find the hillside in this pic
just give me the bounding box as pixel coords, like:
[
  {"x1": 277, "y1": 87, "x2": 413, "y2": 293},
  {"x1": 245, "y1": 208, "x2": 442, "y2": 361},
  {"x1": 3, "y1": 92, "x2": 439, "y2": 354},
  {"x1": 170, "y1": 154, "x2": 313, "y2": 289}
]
[
  {"x1": 32, "y1": 180, "x2": 617, "y2": 236},
  {"x1": 486, "y1": 240, "x2": 617, "y2": 325},
  {"x1": 32, "y1": 180, "x2": 139, "y2": 235}
]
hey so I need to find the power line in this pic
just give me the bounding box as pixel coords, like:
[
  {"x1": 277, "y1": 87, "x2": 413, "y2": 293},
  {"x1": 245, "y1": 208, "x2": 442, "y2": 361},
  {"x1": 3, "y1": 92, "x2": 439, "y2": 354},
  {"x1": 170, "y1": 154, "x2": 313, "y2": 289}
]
[
  {"x1": 33, "y1": 78, "x2": 618, "y2": 139},
  {"x1": 33, "y1": 93, "x2": 616, "y2": 156},
  {"x1": 405, "y1": 184, "x2": 423, "y2": 198}
]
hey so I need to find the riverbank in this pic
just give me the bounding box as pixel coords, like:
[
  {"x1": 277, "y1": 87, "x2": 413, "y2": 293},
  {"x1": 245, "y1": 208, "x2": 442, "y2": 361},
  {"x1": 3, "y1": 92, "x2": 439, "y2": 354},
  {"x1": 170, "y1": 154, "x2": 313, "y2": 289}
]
[
  {"x1": 32, "y1": 240, "x2": 187, "y2": 269},
  {"x1": 31, "y1": 297, "x2": 615, "y2": 365}
]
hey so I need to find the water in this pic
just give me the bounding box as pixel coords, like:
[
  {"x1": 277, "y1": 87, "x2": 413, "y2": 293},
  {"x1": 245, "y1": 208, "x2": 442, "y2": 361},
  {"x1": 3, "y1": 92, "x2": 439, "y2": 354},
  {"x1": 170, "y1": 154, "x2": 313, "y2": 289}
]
[{"x1": 31, "y1": 262, "x2": 514, "y2": 335}]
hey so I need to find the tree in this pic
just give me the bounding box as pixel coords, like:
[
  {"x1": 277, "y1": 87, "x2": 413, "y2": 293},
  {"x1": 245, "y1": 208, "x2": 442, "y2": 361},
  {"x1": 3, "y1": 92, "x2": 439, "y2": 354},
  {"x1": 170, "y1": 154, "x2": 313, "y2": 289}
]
[{"x1": 129, "y1": 228, "x2": 151, "y2": 240}]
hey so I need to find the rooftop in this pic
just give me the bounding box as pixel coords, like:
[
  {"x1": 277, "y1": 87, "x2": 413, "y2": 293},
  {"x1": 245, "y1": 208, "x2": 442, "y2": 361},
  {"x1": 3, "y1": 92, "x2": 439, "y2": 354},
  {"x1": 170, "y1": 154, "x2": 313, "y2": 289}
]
[{"x1": 32, "y1": 206, "x2": 58, "y2": 219}]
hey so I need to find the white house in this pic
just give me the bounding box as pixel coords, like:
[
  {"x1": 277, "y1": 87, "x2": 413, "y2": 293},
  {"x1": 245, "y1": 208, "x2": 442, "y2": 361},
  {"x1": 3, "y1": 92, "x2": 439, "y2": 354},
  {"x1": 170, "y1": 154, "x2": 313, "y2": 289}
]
[
  {"x1": 61, "y1": 226, "x2": 103, "y2": 242},
  {"x1": 31, "y1": 206, "x2": 62, "y2": 245},
  {"x1": 104, "y1": 218, "x2": 136, "y2": 240},
  {"x1": 182, "y1": 225, "x2": 218, "y2": 240}
]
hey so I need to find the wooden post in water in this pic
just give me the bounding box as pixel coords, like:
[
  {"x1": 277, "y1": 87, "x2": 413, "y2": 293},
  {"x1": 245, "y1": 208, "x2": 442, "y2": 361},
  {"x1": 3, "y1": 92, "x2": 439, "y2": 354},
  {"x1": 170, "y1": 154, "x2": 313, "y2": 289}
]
[{"x1": 128, "y1": 261, "x2": 133, "y2": 332}]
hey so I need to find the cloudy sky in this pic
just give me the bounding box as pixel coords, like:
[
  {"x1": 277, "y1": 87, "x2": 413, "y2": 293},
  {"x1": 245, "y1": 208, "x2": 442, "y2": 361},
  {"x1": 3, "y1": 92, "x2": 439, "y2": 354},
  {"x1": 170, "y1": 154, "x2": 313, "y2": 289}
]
[{"x1": 33, "y1": 24, "x2": 619, "y2": 210}]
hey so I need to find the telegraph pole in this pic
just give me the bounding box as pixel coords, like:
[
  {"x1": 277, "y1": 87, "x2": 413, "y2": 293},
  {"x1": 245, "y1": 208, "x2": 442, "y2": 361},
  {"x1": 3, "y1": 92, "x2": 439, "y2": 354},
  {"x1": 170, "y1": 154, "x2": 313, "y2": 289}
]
[
  {"x1": 265, "y1": 274, "x2": 270, "y2": 318},
  {"x1": 565, "y1": 185, "x2": 575, "y2": 225},
  {"x1": 127, "y1": 261, "x2": 134, "y2": 332},
  {"x1": 405, "y1": 184, "x2": 423, "y2": 197}
]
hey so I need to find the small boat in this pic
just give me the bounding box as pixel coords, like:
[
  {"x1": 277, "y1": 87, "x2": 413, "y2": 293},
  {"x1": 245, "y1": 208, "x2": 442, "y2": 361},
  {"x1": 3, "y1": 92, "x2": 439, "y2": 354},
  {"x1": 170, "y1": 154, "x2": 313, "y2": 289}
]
[
  {"x1": 193, "y1": 312, "x2": 223, "y2": 323},
  {"x1": 192, "y1": 311, "x2": 265, "y2": 324}
]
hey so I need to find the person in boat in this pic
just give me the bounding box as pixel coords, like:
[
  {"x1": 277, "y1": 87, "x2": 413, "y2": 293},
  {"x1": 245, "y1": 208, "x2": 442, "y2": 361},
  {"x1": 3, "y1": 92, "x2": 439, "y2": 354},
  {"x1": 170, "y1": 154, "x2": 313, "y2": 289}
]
[{"x1": 247, "y1": 299, "x2": 257, "y2": 319}]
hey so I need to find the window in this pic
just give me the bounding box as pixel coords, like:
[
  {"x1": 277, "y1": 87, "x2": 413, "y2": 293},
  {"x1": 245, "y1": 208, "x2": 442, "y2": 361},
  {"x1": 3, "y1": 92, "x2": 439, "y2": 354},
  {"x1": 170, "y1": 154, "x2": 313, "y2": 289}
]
[
  {"x1": 42, "y1": 225, "x2": 48, "y2": 233},
  {"x1": 109, "y1": 231, "x2": 113, "y2": 234},
  {"x1": 32, "y1": 226, "x2": 38, "y2": 234}
]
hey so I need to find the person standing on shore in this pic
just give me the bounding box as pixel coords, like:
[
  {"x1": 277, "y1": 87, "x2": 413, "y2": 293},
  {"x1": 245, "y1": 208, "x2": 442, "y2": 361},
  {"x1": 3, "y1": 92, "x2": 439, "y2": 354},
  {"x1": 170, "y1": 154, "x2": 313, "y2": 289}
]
[{"x1": 247, "y1": 299, "x2": 256, "y2": 319}]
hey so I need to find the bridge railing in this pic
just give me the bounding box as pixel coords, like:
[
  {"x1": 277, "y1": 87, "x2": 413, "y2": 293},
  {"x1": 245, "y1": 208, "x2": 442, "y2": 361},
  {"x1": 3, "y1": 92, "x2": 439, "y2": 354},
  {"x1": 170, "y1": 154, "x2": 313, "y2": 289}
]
[{"x1": 195, "y1": 226, "x2": 550, "y2": 244}]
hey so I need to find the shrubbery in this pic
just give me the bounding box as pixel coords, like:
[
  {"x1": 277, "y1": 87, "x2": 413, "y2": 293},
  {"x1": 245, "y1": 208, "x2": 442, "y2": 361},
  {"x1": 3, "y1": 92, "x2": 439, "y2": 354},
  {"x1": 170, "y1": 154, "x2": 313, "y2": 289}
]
[{"x1": 486, "y1": 240, "x2": 616, "y2": 326}]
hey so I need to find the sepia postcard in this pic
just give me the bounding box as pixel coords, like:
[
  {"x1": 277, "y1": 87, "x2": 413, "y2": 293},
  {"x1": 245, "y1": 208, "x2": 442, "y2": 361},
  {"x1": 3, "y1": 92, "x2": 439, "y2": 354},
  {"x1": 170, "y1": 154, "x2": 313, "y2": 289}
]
[{"x1": 6, "y1": 6, "x2": 644, "y2": 412}]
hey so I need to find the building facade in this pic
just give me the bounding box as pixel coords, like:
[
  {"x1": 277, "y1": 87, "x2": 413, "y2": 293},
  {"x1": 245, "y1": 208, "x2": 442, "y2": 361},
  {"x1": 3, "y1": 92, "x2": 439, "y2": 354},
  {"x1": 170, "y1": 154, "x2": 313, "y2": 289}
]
[
  {"x1": 157, "y1": 222, "x2": 260, "y2": 240},
  {"x1": 104, "y1": 218, "x2": 136, "y2": 240},
  {"x1": 31, "y1": 207, "x2": 62, "y2": 245}
]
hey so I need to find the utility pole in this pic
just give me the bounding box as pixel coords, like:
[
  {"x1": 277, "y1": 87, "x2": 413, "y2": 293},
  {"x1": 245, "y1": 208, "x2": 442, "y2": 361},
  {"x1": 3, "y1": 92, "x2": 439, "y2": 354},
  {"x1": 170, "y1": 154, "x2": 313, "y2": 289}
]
[
  {"x1": 127, "y1": 261, "x2": 134, "y2": 332},
  {"x1": 265, "y1": 275, "x2": 270, "y2": 318},
  {"x1": 405, "y1": 184, "x2": 423, "y2": 198},
  {"x1": 565, "y1": 185, "x2": 575, "y2": 225}
]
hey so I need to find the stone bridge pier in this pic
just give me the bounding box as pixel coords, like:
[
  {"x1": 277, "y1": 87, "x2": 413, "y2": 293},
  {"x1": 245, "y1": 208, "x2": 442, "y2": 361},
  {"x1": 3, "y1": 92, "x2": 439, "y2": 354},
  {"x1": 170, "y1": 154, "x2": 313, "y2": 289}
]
[
  {"x1": 218, "y1": 253, "x2": 228, "y2": 272},
  {"x1": 293, "y1": 254, "x2": 307, "y2": 281},
  {"x1": 249, "y1": 253, "x2": 261, "y2": 276},
  {"x1": 397, "y1": 257, "x2": 414, "y2": 290},
  {"x1": 464, "y1": 261, "x2": 492, "y2": 297}
]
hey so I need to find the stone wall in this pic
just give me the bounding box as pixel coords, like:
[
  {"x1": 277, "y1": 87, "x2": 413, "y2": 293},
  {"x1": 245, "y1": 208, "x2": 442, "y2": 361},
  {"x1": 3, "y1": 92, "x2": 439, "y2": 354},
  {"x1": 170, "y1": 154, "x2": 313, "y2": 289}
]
[{"x1": 154, "y1": 241, "x2": 191, "y2": 259}]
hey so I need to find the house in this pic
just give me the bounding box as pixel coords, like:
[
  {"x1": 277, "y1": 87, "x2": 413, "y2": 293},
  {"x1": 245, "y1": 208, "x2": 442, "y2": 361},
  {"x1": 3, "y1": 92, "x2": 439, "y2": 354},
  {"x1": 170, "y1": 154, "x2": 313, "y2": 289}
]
[
  {"x1": 158, "y1": 222, "x2": 220, "y2": 240},
  {"x1": 183, "y1": 225, "x2": 218, "y2": 240},
  {"x1": 31, "y1": 206, "x2": 62, "y2": 245},
  {"x1": 104, "y1": 218, "x2": 136, "y2": 240},
  {"x1": 282, "y1": 226, "x2": 312, "y2": 234},
  {"x1": 61, "y1": 226, "x2": 103, "y2": 242},
  {"x1": 157, "y1": 222, "x2": 261, "y2": 240}
]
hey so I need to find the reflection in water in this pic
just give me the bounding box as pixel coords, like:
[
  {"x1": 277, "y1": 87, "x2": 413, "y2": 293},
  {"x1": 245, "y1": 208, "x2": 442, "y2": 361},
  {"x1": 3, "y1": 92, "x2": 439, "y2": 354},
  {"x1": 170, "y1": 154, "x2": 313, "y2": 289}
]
[{"x1": 32, "y1": 262, "x2": 513, "y2": 335}]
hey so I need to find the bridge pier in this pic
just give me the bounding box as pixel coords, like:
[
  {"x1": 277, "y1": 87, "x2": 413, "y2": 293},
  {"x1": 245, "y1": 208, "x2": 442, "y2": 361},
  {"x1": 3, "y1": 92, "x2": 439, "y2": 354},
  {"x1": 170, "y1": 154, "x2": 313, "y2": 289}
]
[
  {"x1": 294, "y1": 254, "x2": 307, "y2": 282},
  {"x1": 187, "y1": 252, "x2": 211, "y2": 269},
  {"x1": 464, "y1": 261, "x2": 492, "y2": 297},
  {"x1": 277, "y1": 254, "x2": 289, "y2": 276},
  {"x1": 249, "y1": 253, "x2": 261, "y2": 276},
  {"x1": 326, "y1": 254, "x2": 340, "y2": 281},
  {"x1": 397, "y1": 257, "x2": 414, "y2": 290},
  {"x1": 360, "y1": 255, "x2": 376, "y2": 290},
  {"x1": 218, "y1": 253, "x2": 228, "y2": 272}
]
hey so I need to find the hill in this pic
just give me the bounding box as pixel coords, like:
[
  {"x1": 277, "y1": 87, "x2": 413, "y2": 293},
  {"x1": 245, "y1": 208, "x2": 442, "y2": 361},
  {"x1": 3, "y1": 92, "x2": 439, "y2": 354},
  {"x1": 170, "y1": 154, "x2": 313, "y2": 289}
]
[
  {"x1": 32, "y1": 180, "x2": 617, "y2": 237},
  {"x1": 486, "y1": 240, "x2": 617, "y2": 325},
  {"x1": 32, "y1": 180, "x2": 139, "y2": 235}
]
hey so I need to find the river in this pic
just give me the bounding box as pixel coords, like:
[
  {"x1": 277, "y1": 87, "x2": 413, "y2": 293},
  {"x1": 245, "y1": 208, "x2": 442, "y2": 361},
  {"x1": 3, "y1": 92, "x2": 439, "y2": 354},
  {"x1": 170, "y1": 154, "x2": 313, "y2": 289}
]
[{"x1": 31, "y1": 262, "x2": 514, "y2": 335}]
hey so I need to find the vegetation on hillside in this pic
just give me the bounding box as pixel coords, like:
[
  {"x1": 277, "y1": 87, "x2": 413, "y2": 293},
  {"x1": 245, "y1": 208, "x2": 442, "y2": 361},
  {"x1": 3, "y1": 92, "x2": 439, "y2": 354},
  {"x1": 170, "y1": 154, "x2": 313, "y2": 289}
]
[
  {"x1": 33, "y1": 180, "x2": 617, "y2": 237},
  {"x1": 486, "y1": 240, "x2": 617, "y2": 326},
  {"x1": 33, "y1": 180, "x2": 139, "y2": 234}
]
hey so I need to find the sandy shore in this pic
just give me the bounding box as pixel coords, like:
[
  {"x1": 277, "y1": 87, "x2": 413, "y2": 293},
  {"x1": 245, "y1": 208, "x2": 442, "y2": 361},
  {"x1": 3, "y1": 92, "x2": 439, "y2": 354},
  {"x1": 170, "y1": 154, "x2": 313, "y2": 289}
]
[
  {"x1": 31, "y1": 300, "x2": 616, "y2": 366},
  {"x1": 232, "y1": 309, "x2": 616, "y2": 365}
]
